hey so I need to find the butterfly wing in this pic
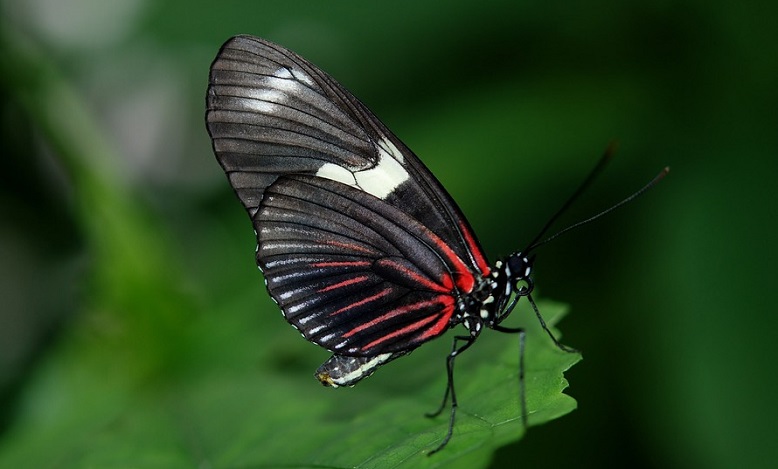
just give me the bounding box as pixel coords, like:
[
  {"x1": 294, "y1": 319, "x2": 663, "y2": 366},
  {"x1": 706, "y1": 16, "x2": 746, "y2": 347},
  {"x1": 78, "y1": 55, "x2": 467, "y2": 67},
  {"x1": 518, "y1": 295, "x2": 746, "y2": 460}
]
[
  {"x1": 258, "y1": 174, "x2": 481, "y2": 355},
  {"x1": 206, "y1": 35, "x2": 490, "y2": 277}
]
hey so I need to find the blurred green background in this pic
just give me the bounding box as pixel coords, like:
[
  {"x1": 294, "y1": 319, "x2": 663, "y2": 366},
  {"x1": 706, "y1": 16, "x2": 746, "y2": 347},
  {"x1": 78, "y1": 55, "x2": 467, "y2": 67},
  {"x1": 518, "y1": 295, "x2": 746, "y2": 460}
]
[{"x1": 1, "y1": 0, "x2": 776, "y2": 467}]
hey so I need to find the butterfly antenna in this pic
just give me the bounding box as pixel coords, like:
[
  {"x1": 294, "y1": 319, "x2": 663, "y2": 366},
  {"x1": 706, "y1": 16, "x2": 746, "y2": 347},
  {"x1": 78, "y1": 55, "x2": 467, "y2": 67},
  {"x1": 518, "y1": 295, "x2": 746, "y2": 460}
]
[
  {"x1": 522, "y1": 143, "x2": 616, "y2": 253},
  {"x1": 527, "y1": 165, "x2": 670, "y2": 252}
]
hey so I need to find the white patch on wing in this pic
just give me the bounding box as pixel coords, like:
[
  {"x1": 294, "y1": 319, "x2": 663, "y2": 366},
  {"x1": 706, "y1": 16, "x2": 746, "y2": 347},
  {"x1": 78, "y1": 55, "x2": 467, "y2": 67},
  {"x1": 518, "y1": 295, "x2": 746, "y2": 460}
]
[
  {"x1": 278, "y1": 287, "x2": 308, "y2": 301},
  {"x1": 242, "y1": 98, "x2": 278, "y2": 114},
  {"x1": 285, "y1": 296, "x2": 319, "y2": 317},
  {"x1": 274, "y1": 67, "x2": 293, "y2": 79},
  {"x1": 316, "y1": 163, "x2": 357, "y2": 186},
  {"x1": 265, "y1": 70, "x2": 298, "y2": 93},
  {"x1": 319, "y1": 332, "x2": 337, "y2": 343},
  {"x1": 377, "y1": 137, "x2": 405, "y2": 164},
  {"x1": 354, "y1": 143, "x2": 409, "y2": 199},
  {"x1": 291, "y1": 68, "x2": 315, "y2": 87},
  {"x1": 269, "y1": 270, "x2": 308, "y2": 283},
  {"x1": 314, "y1": 137, "x2": 410, "y2": 200},
  {"x1": 335, "y1": 353, "x2": 393, "y2": 385},
  {"x1": 244, "y1": 67, "x2": 300, "y2": 114},
  {"x1": 262, "y1": 257, "x2": 306, "y2": 269},
  {"x1": 324, "y1": 353, "x2": 394, "y2": 387}
]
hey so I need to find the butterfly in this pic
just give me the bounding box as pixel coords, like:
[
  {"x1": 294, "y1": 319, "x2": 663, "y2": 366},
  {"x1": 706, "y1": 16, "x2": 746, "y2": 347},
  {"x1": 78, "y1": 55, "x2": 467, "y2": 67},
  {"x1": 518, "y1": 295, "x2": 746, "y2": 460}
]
[{"x1": 205, "y1": 35, "x2": 666, "y2": 454}]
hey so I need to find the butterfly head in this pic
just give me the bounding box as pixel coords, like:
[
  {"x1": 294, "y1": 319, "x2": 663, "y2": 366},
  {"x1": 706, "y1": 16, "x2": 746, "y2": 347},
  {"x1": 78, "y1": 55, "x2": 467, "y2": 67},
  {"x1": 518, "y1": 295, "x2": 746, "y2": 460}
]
[
  {"x1": 484, "y1": 252, "x2": 535, "y2": 326},
  {"x1": 505, "y1": 252, "x2": 535, "y2": 296}
]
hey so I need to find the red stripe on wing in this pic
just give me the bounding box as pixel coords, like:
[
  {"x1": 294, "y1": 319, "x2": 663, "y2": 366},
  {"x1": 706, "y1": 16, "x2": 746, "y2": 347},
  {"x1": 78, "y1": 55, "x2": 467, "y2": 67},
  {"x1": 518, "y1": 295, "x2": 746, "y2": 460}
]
[
  {"x1": 375, "y1": 257, "x2": 453, "y2": 293},
  {"x1": 416, "y1": 223, "x2": 476, "y2": 294},
  {"x1": 317, "y1": 275, "x2": 371, "y2": 293},
  {"x1": 329, "y1": 288, "x2": 393, "y2": 316},
  {"x1": 417, "y1": 296, "x2": 456, "y2": 340},
  {"x1": 459, "y1": 221, "x2": 490, "y2": 275},
  {"x1": 324, "y1": 239, "x2": 378, "y2": 255},
  {"x1": 358, "y1": 296, "x2": 456, "y2": 352},
  {"x1": 342, "y1": 297, "x2": 447, "y2": 338},
  {"x1": 311, "y1": 260, "x2": 372, "y2": 268}
]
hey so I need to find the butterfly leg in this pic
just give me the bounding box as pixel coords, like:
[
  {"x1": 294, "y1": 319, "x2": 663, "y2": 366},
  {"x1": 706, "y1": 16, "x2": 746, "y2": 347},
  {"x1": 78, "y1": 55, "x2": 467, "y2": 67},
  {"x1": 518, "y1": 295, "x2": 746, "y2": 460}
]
[
  {"x1": 493, "y1": 325, "x2": 528, "y2": 430},
  {"x1": 426, "y1": 334, "x2": 476, "y2": 455},
  {"x1": 526, "y1": 294, "x2": 579, "y2": 354}
]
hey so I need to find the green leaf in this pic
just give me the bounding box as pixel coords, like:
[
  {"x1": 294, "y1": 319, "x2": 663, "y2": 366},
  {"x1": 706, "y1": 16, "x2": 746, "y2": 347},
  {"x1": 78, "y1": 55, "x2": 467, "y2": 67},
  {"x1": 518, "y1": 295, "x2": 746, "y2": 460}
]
[
  {"x1": 183, "y1": 302, "x2": 579, "y2": 469},
  {"x1": 0, "y1": 293, "x2": 579, "y2": 468}
]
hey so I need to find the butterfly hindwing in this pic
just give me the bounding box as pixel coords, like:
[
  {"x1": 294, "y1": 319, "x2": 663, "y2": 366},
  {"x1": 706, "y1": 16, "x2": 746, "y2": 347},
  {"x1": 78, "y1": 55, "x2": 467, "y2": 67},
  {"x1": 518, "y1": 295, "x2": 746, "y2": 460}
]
[{"x1": 258, "y1": 175, "x2": 475, "y2": 355}]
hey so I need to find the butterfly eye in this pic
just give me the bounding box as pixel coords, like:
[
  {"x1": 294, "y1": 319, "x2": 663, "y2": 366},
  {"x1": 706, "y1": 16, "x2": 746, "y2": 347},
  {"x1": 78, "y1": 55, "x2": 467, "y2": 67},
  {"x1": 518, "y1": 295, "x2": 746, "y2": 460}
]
[{"x1": 515, "y1": 278, "x2": 533, "y2": 296}]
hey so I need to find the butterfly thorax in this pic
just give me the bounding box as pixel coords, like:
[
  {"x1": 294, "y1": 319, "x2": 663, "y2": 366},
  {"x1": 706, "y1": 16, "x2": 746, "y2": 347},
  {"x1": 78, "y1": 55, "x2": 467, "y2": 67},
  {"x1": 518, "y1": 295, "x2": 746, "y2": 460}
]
[{"x1": 456, "y1": 252, "x2": 534, "y2": 336}]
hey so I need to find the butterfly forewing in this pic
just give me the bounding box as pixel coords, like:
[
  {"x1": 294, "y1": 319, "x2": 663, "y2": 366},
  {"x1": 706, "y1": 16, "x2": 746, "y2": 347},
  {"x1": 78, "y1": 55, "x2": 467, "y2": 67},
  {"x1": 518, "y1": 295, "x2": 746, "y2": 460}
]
[{"x1": 206, "y1": 35, "x2": 490, "y2": 279}]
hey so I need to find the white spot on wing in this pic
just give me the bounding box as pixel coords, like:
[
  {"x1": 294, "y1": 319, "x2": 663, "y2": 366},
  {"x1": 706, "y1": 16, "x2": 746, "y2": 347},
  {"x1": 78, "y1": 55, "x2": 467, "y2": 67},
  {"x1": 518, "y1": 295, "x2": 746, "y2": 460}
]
[
  {"x1": 354, "y1": 144, "x2": 409, "y2": 199},
  {"x1": 243, "y1": 99, "x2": 278, "y2": 114},
  {"x1": 279, "y1": 286, "x2": 309, "y2": 300},
  {"x1": 315, "y1": 137, "x2": 410, "y2": 200},
  {"x1": 243, "y1": 67, "x2": 300, "y2": 114},
  {"x1": 377, "y1": 137, "x2": 404, "y2": 164},
  {"x1": 316, "y1": 163, "x2": 358, "y2": 186},
  {"x1": 319, "y1": 332, "x2": 337, "y2": 343},
  {"x1": 329, "y1": 353, "x2": 394, "y2": 386},
  {"x1": 291, "y1": 68, "x2": 315, "y2": 86},
  {"x1": 274, "y1": 67, "x2": 293, "y2": 79},
  {"x1": 286, "y1": 297, "x2": 317, "y2": 317},
  {"x1": 266, "y1": 67, "x2": 298, "y2": 92}
]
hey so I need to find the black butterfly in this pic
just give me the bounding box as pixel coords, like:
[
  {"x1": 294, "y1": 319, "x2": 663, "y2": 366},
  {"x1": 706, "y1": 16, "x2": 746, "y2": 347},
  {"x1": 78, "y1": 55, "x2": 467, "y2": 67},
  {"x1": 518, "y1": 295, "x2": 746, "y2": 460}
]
[{"x1": 205, "y1": 35, "x2": 666, "y2": 454}]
